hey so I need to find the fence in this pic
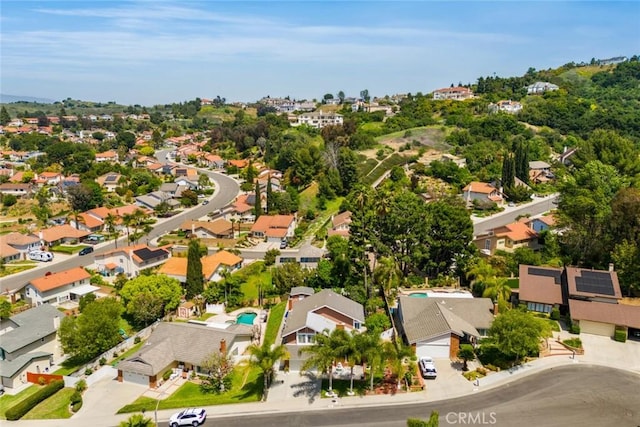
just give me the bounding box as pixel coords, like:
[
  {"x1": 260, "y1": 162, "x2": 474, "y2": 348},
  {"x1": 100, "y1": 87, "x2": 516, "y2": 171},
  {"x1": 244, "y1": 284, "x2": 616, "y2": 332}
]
[{"x1": 70, "y1": 321, "x2": 159, "y2": 378}]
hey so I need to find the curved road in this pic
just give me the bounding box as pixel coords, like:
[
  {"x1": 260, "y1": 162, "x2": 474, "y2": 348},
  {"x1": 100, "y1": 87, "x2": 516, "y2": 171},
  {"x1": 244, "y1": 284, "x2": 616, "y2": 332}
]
[
  {"x1": 0, "y1": 160, "x2": 239, "y2": 293},
  {"x1": 197, "y1": 365, "x2": 639, "y2": 427}
]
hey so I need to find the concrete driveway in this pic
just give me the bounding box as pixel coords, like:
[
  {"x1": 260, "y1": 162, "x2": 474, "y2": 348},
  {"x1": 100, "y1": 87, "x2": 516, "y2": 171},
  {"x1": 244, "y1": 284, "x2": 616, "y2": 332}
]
[
  {"x1": 579, "y1": 334, "x2": 640, "y2": 373},
  {"x1": 425, "y1": 359, "x2": 476, "y2": 401}
]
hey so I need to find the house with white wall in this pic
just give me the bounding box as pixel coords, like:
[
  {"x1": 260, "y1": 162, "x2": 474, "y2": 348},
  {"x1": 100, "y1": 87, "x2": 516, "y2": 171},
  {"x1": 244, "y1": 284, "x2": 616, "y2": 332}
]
[{"x1": 23, "y1": 267, "x2": 97, "y2": 306}]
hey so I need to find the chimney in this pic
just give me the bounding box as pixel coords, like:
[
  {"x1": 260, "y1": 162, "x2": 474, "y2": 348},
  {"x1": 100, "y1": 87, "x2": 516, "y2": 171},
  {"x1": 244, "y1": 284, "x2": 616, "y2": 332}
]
[
  {"x1": 53, "y1": 316, "x2": 60, "y2": 330},
  {"x1": 493, "y1": 301, "x2": 499, "y2": 316},
  {"x1": 609, "y1": 263, "x2": 614, "y2": 272},
  {"x1": 219, "y1": 339, "x2": 227, "y2": 354}
]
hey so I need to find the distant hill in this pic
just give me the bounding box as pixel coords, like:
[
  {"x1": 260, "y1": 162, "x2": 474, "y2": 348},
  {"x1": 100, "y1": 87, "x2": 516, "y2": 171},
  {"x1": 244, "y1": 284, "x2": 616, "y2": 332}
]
[{"x1": 0, "y1": 94, "x2": 55, "y2": 104}]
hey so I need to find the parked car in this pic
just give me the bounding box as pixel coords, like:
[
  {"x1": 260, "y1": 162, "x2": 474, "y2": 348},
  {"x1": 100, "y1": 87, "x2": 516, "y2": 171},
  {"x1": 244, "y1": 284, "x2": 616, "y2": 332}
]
[
  {"x1": 202, "y1": 200, "x2": 209, "y2": 205},
  {"x1": 28, "y1": 250, "x2": 53, "y2": 262},
  {"x1": 419, "y1": 357, "x2": 437, "y2": 379},
  {"x1": 279, "y1": 240, "x2": 287, "y2": 249},
  {"x1": 169, "y1": 408, "x2": 207, "y2": 427},
  {"x1": 78, "y1": 247, "x2": 94, "y2": 256}
]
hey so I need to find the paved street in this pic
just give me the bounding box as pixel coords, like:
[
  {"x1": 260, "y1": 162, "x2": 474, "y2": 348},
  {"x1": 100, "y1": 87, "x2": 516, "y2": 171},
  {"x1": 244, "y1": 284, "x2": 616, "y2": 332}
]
[{"x1": 473, "y1": 194, "x2": 558, "y2": 236}]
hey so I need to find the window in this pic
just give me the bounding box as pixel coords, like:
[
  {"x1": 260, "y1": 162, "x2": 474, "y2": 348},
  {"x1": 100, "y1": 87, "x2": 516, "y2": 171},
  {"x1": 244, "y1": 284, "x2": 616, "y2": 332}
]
[
  {"x1": 298, "y1": 333, "x2": 315, "y2": 344},
  {"x1": 484, "y1": 239, "x2": 491, "y2": 250},
  {"x1": 354, "y1": 321, "x2": 361, "y2": 330}
]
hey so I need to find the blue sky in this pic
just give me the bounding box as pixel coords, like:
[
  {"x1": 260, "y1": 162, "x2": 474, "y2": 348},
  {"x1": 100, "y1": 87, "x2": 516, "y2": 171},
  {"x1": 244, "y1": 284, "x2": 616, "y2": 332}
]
[{"x1": 1, "y1": 1, "x2": 639, "y2": 106}]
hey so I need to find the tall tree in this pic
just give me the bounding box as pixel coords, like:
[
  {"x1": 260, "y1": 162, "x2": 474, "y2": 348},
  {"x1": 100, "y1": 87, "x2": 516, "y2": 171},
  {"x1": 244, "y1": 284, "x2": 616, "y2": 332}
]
[
  {"x1": 299, "y1": 328, "x2": 349, "y2": 393},
  {"x1": 254, "y1": 179, "x2": 263, "y2": 218},
  {"x1": 119, "y1": 274, "x2": 182, "y2": 320},
  {"x1": 199, "y1": 351, "x2": 234, "y2": 393},
  {"x1": 266, "y1": 177, "x2": 273, "y2": 213},
  {"x1": 487, "y1": 310, "x2": 551, "y2": 364},
  {"x1": 246, "y1": 342, "x2": 290, "y2": 401},
  {"x1": 186, "y1": 238, "x2": 204, "y2": 298},
  {"x1": 0, "y1": 106, "x2": 10, "y2": 125},
  {"x1": 514, "y1": 141, "x2": 529, "y2": 183},
  {"x1": 501, "y1": 153, "x2": 515, "y2": 190}
]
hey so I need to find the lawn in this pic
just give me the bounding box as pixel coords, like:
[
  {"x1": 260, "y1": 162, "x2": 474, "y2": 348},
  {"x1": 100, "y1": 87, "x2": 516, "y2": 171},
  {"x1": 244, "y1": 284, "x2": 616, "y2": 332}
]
[
  {"x1": 263, "y1": 301, "x2": 286, "y2": 347},
  {"x1": 53, "y1": 358, "x2": 85, "y2": 376},
  {"x1": 320, "y1": 378, "x2": 376, "y2": 397},
  {"x1": 50, "y1": 245, "x2": 87, "y2": 254},
  {"x1": 0, "y1": 385, "x2": 39, "y2": 419},
  {"x1": 505, "y1": 278, "x2": 519, "y2": 289},
  {"x1": 299, "y1": 182, "x2": 319, "y2": 212},
  {"x1": 0, "y1": 264, "x2": 36, "y2": 277},
  {"x1": 117, "y1": 367, "x2": 262, "y2": 413},
  {"x1": 21, "y1": 387, "x2": 76, "y2": 420},
  {"x1": 241, "y1": 270, "x2": 271, "y2": 304}
]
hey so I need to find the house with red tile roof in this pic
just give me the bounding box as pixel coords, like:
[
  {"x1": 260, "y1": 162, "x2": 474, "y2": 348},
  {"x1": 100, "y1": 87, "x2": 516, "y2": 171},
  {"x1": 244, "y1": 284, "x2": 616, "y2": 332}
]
[
  {"x1": 251, "y1": 214, "x2": 296, "y2": 243},
  {"x1": 24, "y1": 267, "x2": 96, "y2": 306},
  {"x1": 95, "y1": 150, "x2": 119, "y2": 163},
  {"x1": 473, "y1": 221, "x2": 539, "y2": 255},
  {"x1": 158, "y1": 250, "x2": 243, "y2": 283},
  {"x1": 462, "y1": 182, "x2": 503, "y2": 206},
  {"x1": 327, "y1": 211, "x2": 352, "y2": 238},
  {"x1": 39, "y1": 224, "x2": 90, "y2": 247},
  {"x1": 0, "y1": 232, "x2": 41, "y2": 260},
  {"x1": 432, "y1": 86, "x2": 474, "y2": 101}
]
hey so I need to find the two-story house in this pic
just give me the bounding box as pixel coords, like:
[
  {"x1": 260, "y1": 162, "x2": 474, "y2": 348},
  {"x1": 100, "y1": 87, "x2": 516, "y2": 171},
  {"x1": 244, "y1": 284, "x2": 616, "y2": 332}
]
[
  {"x1": 295, "y1": 111, "x2": 344, "y2": 129},
  {"x1": 0, "y1": 232, "x2": 41, "y2": 260},
  {"x1": 473, "y1": 221, "x2": 539, "y2": 255},
  {"x1": 462, "y1": 182, "x2": 503, "y2": 206},
  {"x1": 250, "y1": 214, "x2": 296, "y2": 243},
  {"x1": 95, "y1": 244, "x2": 172, "y2": 277},
  {"x1": 432, "y1": 86, "x2": 474, "y2": 101},
  {"x1": 327, "y1": 211, "x2": 352, "y2": 238}
]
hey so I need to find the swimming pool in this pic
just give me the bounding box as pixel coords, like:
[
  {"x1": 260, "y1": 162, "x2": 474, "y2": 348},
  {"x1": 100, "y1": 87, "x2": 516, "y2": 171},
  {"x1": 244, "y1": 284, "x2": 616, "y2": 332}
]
[
  {"x1": 409, "y1": 293, "x2": 428, "y2": 298},
  {"x1": 236, "y1": 312, "x2": 257, "y2": 325}
]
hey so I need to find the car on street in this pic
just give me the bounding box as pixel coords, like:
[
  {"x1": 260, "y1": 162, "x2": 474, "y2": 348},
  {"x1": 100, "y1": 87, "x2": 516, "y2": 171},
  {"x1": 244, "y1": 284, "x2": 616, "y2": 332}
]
[
  {"x1": 28, "y1": 250, "x2": 54, "y2": 262},
  {"x1": 169, "y1": 408, "x2": 207, "y2": 427},
  {"x1": 78, "y1": 247, "x2": 94, "y2": 256},
  {"x1": 419, "y1": 356, "x2": 437, "y2": 379},
  {"x1": 202, "y1": 200, "x2": 209, "y2": 205}
]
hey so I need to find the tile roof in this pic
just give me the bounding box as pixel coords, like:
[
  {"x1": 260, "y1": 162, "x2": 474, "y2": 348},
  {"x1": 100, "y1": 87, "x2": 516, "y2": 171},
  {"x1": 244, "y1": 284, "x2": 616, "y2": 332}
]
[
  {"x1": 0, "y1": 232, "x2": 39, "y2": 246},
  {"x1": 251, "y1": 215, "x2": 294, "y2": 233},
  {"x1": 78, "y1": 213, "x2": 104, "y2": 229},
  {"x1": 116, "y1": 322, "x2": 252, "y2": 376},
  {"x1": 0, "y1": 304, "x2": 62, "y2": 353},
  {"x1": 332, "y1": 211, "x2": 352, "y2": 228},
  {"x1": 398, "y1": 297, "x2": 494, "y2": 343},
  {"x1": 40, "y1": 224, "x2": 90, "y2": 243},
  {"x1": 518, "y1": 265, "x2": 564, "y2": 305},
  {"x1": 30, "y1": 267, "x2": 91, "y2": 292},
  {"x1": 157, "y1": 257, "x2": 187, "y2": 277},
  {"x1": 495, "y1": 222, "x2": 538, "y2": 242},
  {"x1": 463, "y1": 182, "x2": 497, "y2": 194},
  {"x1": 202, "y1": 250, "x2": 243, "y2": 279},
  {"x1": 180, "y1": 219, "x2": 233, "y2": 236}
]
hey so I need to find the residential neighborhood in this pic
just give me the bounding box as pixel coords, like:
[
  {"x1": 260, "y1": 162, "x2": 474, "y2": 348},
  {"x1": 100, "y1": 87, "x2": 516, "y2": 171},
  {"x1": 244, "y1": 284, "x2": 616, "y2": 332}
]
[{"x1": 0, "y1": 11, "x2": 639, "y2": 425}]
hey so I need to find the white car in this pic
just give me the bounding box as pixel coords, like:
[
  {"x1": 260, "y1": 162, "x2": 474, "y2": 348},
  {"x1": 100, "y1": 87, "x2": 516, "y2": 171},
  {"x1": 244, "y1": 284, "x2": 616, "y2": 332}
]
[
  {"x1": 168, "y1": 408, "x2": 207, "y2": 427},
  {"x1": 419, "y1": 357, "x2": 437, "y2": 379},
  {"x1": 28, "y1": 250, "x2": 53, "y2": 262}
]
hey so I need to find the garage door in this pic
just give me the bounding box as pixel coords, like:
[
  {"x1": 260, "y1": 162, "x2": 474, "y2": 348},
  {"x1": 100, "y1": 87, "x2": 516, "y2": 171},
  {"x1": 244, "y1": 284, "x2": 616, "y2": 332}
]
[
  {"x1": 416, "y1": 335, "x2": 450, "y2": 359},
  {"x1": 123, "y1": 371, "x2": 149, "y2": 386},
  {"x1": 579, "y1": 320, "x2": 615, "y2": 337}
]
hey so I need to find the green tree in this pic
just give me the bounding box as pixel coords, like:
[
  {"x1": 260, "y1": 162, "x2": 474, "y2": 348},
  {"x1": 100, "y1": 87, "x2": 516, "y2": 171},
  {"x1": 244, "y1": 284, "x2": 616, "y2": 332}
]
[
  {"x1": 266, "y1": 177, "x2": 273, "y2": 213},
  {"x1": 180, "y1": 189, "x2": 198, "y2": 207},
  {"x1": 611, "y1": 240, "x2": 640, "y2": 296},
  {"x1": 487, "y1": 310, "x2": 551, "y2": 364},
  {"x1": 199, "y1": 351, "x2": 234, "y2": 393},
  {"x1": 0, "y1": 106, "x2": 10, "y2": 125},
  {"x1": 514, "y1": 141, "x2": 529, "y2": 183},
  {"x1": 501, "y1": 152, "x2": 515, "y2": 189},
  {"x1": 186, "y1": 239, "x2": 204, "y2": 299},
  {"x1": 482, "y1": 277, "x2": 512, "y2": 310},
  {"x1": 458, "y1": 344, "x2": 475, "y2": 371},
  {"x1": 271, "y1": 262, "x2": 308, "y2": 295},
  {"x1": 246, "y1": 342, "x2": 290, "y2": 401},
  {"x1": 254, "y1": 179, "x2": 263, "y2": 218},
  {"x1": 119, "y1": 274, "x2": 182, "y2": 319},
  {"x1": 263, "y1": 248, "x2": 280, "y2": 266},
  {"x1": 66, "y1": 184, "x2": 95, "y2": 212},
  {"x1": 299, "y1": 328, "x2": 349, "y2": 392},
  {"x1": 407, "y1": 412, "x2": 439, "y2": 427},
  {"x1": 2, "y1": 194, "x2": 17, "y2": 207},
  {"x1": 0, "y1": 299, "x2": 12, "y2": 319},
  {"x1": 78, "y1": 293, "x2": 96, "y2": 313},
  {"x1": 119, "y1": 413, "x2": 156, "y2": 427},
  {"x1": 58, "y1": 297, "x2": 123, "y2": 361}
]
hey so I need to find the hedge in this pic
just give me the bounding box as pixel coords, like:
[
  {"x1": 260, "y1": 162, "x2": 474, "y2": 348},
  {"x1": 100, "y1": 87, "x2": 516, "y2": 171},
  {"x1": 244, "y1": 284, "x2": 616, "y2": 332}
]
[
  {"x1": 614, "y1": 329, "x2": 627, "y2": 343},
  {"x1": 71, "y1": 400, "x2": 83, "y2": 413},
  {"x1": 5, "y1": 380, "x2": 65, "y2": 421}
]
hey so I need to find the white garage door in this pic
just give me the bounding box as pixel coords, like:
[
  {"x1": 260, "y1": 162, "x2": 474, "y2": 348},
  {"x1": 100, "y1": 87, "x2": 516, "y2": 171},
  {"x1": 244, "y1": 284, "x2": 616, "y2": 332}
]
[
  {"x1": 416, "y1": 335, "x2": 451, "y2": 359},
  {"x1": 123, "y1": 371, "x2": 149, "y2": 386},
  {"x1": 580, "y1": 320, "x2": 615, "y2": 337}
]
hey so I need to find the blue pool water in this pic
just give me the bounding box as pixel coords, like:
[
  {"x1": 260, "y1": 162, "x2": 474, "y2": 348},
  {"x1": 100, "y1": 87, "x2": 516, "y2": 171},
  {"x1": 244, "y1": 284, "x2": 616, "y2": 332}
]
[
  {"x1": 409, "y1": 293, "x2": 428, "y2": 298},
  {"x1": 236, "y1": 312, "x2": 257, "y2": 325}
]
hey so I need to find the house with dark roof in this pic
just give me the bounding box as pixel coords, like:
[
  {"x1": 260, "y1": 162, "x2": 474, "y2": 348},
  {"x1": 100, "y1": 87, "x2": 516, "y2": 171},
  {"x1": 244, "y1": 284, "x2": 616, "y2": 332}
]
[
  {"x1": 0, "y1": 305, "x2": 63, "y2": 390},
  {"x1": 397, "y1": 297, "x2": 495, "y2": 359},
  {"x1": 96, "y1": 173, "x2": 123, "y2": 193},
  {"x1": 517, "y1": 264, "x2": 640, "y2": 338},
  {"x1": 281, "y1": 289, "x2": 364, "y2": 369},
  {"x1": 95, "y1": 244, "x2": 171, "y2": 277},
  {"x1": 116, "y1": 322, "x2": 253, "y2": 387}
]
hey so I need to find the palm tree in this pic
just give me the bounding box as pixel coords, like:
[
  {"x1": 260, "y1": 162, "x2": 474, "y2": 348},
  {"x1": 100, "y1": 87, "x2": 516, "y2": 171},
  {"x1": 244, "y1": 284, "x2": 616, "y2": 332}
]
[
  {"x1": 119, "y1": 413, "x2": 155, "y2": 427},
  {"x1": 482, "y1": 276, "x2": 512, "y2": 308},
  {"x1": 299, "y1": 328, "x2": 348, "y2": 393},
  {"x1": 246, "y1": 342, "x2": 289, "y2": 401},
  {"x1": 383, "y1": 339, "x2": 414, "y2": 391},
  {"x1": 122, "y1": 213, "x2": 133, "y2": 243},
  {"x1": 356, "y1": 331, "x2": 384, "y2": 392},
  {"x1": 374, "y1": 256, "x2": 402, "y2": 300},
  {"x1": 335, "y1": 331, "x2": 363, "y2": 395},
  {"x1": 104, "y1": 213, "x2": 118, "y2": 248},
  {"x1": 465, "y1": 259, "x2": 498, "y2": 296}
]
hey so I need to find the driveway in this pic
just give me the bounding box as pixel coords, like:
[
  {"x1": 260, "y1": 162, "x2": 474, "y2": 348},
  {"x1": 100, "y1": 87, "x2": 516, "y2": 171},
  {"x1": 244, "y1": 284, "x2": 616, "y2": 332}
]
[
  {"x1": 579, "y1": 334, "x2": 640, "y2": 373},
  {"x1": 424, "y1": 359, "x2": 476, "y2": 401}
]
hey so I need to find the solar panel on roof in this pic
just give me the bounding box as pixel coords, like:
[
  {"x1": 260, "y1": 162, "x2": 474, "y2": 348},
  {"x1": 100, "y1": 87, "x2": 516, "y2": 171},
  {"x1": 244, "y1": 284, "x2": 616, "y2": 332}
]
[
  {"x1": 105, "y1": 175, "x2": 118, "y2": 182},
  {"x1": 133, "y1": 247, "x2": 166, "y2": 262},
  {"x1": 575, "y1": 271, "x2": 615, "y2": 296},
  {"x1": 528, "y1": 267, "x2": 561, "y2": 284}
]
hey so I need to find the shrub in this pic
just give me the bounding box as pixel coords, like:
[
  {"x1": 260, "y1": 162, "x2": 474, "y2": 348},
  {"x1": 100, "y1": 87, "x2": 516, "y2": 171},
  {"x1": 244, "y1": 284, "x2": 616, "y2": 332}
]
[
  {"x1": 84, "y1": 367, "x2": 93, "y2": 376},
  {"x1": 162, "y1": 369, "x2": 173, "y2": 381},
  {"x1": 134, "y1": 336, "x2": 141, "y2": 344},
  {"x1": 563, "y1": 338, "x2": 582, "y2": 349},
  {"x1": 99, "y1": 357, "x2": 107, "y2": 366},
  {"x1": 70, "y1": 391, "x2": 82, "y2": 404},
  {"x1": 569, "y1": 323, "x2": 581, "y2": 334},
  {"x1": 550, "y1": 307, "x2": 560, "y2": 320},
  {"x1": 614, "y1": 329, "x2": 627, "y2": 343},
  {"x1": 5, "y1": 380, "x2": 65, "y2": 420},
  {"x1": 71, "y1": 400, "x2": 83, "y2": 412},
  {"x1": 75, "y1": 379, "x2": 87, "y2": 392},
  {"x1": 38, "y1": 376, "x2": 46, "y2": 385}
]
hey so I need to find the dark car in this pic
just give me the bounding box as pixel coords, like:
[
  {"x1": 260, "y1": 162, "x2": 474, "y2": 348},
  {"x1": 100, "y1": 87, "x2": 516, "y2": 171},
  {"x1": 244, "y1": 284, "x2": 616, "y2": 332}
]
[{"x1": 78, "y1": 247, "x2": 94, "y2": 256}]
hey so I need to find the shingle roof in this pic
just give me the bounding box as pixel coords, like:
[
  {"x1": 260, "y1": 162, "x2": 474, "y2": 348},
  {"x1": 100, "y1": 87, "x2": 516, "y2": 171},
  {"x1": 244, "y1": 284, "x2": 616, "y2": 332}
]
[
  {"x1": 0, "y1": 305, "x2": 62, "y2": 353},
  {"x1": 0, "y1": 352, "x2": 52, "y2": 378},
  {"x1": 116, "y1": 322, "x2": 252, "y2": 376},
  {"x1": 399, "y1": 296, "x2": 494, "y2": 344},
  {"x1": 570, "y1": 300, "x2": 640, "y2": 329},
  {"x1": 290, "y1": 287, "x2": 315, "y2": 297},
  {"x1": 518, "y1": 264, "x2": 564, "y2": 305},
  {"x1": 40, "y1": 224, "x2": 90, "y2": 243},
  {"x1": 282, "y1": 289, "x2": 365, "y2": 336}
]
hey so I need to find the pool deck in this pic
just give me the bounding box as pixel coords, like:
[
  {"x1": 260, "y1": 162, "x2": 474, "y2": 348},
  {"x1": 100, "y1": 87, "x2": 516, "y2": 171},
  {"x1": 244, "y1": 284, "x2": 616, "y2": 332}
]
[{"x1": 202, "y1": 307, "x2": 265, "y2": 326}]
